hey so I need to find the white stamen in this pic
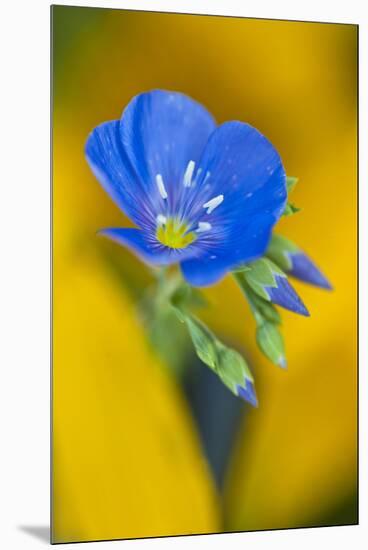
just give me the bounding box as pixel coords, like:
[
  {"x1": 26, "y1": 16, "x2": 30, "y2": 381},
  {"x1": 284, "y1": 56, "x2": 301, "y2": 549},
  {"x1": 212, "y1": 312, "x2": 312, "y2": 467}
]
[
  {"x1": 156, "y1": 214, "x2": 167, "y2": 225},
  {"x1": 183, "y1": 160, "x2": 195, "y2": 187},
  {"x1": 203, "y1": 194, "x2": 224, "y2": 214},
  {"x1": 196, "y1": 222, "x2": 212, "y2": 233},
  {"x1": 155, "y1": 174, "x2": 168, "y2": 199}
]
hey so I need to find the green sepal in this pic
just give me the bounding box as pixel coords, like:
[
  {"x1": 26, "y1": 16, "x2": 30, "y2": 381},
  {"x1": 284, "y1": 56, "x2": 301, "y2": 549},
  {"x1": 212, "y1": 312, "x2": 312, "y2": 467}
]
[
  {"x1": 286, "y1": 176, "x2": 298, "y2": 194},
  {"x1": 232, "y1": 264, "x2": 251, "y2": 274},
  {"x1": 266, "y1": 234, "x2": 299, "y2": 272},
  {"x1": 247, "y1": 288, "x2": 282, "y2": 325},
  {"x1": 256, "y1": 321, "x2": 286, "y2": 368},
  {"x1": 233, "y1": 270, "x2": 285, "y2": 366},
  {"x1": 174, "y1": 309, "x2": 254, "y2": 396},
  {"x1": 183, "y1": 314, "x2": 218, "y2": 370},
  {"x1": 234, "y1": 271, "x2": 281, "y2": 325},
  {"x1": 171, "y1": 303, "x2": 186, "y2": 323},
  {"x1": 216, "y1": 345, "x2": 254, "y2": 394},
  {"x1": 283, "y1": 203, "x2": 301, "y2": 216},
  {"x1": 283, "y1": 176, "x2": 300, "y2": 216},
  {"x1": 240, "y1": 258, "x2": 285, "y2": 301}
]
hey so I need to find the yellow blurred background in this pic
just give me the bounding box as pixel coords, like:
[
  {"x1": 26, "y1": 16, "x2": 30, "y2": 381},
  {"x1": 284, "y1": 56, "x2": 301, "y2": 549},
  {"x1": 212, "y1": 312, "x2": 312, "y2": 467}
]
[{"x1": 52, "y1": 6, "x2": 357, "y2": 543}]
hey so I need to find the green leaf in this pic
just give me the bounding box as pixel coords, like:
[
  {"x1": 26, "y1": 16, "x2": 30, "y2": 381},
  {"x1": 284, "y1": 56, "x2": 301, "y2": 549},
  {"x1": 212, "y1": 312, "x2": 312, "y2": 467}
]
[
  {"x1": 286, "y1": 176, "x2": 298, "y2": 194},
  {"x1": 241, "y1": 258, "x2": 285, "y2": 301},
  {"x1": 256, "y1": 322, "x2": 286, "y2": 368},
  {"x1": 266, "y1": 234, "x2": 299, "y2": 272}
]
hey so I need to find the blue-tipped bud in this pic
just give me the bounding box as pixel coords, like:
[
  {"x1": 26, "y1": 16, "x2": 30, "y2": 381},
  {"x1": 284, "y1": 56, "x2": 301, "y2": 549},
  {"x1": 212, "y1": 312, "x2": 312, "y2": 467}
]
[
  {"x1": 237, "y1": 378, "x2": 258, "y2": 407},
  {"x1": 287, "y1": 251, "x2": 332, "y2": 290},
  {"x1": 266, "y1": 274, "x2": 310, "y2": 317},
  {"x1": 181, "y1": 312, "x2": 258, "y2": 404},
  {"x1": 256, "y1": 321, "x2": 287, "y2": 368},
  {"x1": 243, "y1": 258, "x2": 310, "y2": 317},
  {"x1": 267, "y1": 234, "x2": 332, "y2": 290}
]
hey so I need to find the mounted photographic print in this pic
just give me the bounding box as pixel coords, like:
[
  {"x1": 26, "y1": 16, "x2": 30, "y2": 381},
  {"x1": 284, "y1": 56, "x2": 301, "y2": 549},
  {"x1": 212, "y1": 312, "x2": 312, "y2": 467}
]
[{"x1": 51, "y1": 5, "x2": 358, "y2": 544}]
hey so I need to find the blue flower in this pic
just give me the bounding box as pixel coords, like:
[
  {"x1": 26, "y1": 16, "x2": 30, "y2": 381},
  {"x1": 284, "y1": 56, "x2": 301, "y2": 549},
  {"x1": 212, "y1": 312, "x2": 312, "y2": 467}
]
[{"x1": 85, "y1": 90, "x2": 287, "y2": 286}]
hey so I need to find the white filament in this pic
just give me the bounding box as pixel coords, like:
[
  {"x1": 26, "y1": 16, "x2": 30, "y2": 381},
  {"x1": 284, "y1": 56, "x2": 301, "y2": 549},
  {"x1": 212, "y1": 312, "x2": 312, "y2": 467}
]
[
  {"x1": 202, "y1": 171, "x2": 211, "y2": 186},
  {"x1": 183, "y1": 160, "x2": 196, "y2": 187},
  {"x1": 155, "y1": 174, "x2": 168, "y2": 199},
  {"x1": 193, "y1": 167, "x2": 202, "y2": 186}
]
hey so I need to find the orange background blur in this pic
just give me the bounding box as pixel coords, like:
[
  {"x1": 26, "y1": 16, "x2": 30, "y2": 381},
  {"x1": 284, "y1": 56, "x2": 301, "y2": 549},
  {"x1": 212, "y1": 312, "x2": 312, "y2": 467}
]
[{"x1": 52, "y1": 6, "x2": 357, "y2": 544}]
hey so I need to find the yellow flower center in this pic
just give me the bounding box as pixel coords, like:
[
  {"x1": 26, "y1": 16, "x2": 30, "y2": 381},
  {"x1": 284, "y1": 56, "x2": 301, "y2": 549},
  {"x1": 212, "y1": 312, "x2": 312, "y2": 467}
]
[{"x1": 156, "y1": 218, "x2": 196, "y2": 249}]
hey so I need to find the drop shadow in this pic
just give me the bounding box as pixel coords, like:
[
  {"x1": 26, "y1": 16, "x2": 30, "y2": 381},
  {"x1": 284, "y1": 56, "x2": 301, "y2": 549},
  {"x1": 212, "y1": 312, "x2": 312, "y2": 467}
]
[{"x1": 19, "y1": 525, "x2": 50, "y2": 544}]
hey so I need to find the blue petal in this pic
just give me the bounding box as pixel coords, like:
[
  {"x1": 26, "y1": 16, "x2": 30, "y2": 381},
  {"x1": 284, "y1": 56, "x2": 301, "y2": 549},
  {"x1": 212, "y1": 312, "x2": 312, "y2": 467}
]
[
  {"x1": 119, "y1": 90, "x2": 216, "y2": 215},
  {"x1": 237, "y1": 378, "x2": 258, "y2": 407},
  {"x1": 179, "y1": 122, "x2": 287, "y2": 284},
  {"x1": 85, "y1": 120, "x2": 155, "y2": 230},
  {"x1": 85, "y1": 91, "x2": 215, "y2": 229},
  {"x1": 288, "y1": 251, "x2": 332, "y2": 290},
  {"x1": 266, "y1": 275, "x2": 310, "y2": 316},
  {"x1": 181, "y1": 255, "x2": 234, "y2": 287},
  {"x1": 186, "y1": 121, "x2": 286, "y2": 225}
]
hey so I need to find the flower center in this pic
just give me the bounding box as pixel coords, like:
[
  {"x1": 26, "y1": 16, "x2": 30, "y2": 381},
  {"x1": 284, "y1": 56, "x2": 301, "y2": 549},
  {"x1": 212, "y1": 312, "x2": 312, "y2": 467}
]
[{"x1": 156, "y1": 218, "x2": 196, "y2": 249}]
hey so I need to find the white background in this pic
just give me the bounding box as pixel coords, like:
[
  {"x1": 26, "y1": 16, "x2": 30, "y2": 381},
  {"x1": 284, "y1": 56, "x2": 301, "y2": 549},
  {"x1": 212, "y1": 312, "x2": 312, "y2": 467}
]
[{"x1": 0, "y1": 0, "x2": 366, "y2": 548}]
